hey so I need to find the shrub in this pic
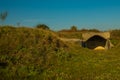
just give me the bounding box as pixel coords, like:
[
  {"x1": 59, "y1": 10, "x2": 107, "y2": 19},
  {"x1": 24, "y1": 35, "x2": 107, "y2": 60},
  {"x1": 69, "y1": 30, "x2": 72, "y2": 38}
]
[{"x1": 36, "y1": 24, "x2": 50, "y2": 30}]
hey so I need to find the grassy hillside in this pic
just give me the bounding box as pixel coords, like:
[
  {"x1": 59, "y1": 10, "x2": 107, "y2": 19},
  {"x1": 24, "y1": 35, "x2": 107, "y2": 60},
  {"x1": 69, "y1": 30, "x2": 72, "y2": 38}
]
[
  {"x1": 57, "y1": 29, "x2": 100, "y2": 39},
  {"x1": 0, "y1": 26, "x2": 120, "y2": 80},
  {"x1": 0, "y1": 26, "x2": 68, "y2": 80},
  {"x1": 57, "y1": 31, "x2": 82, "y2": 39}
]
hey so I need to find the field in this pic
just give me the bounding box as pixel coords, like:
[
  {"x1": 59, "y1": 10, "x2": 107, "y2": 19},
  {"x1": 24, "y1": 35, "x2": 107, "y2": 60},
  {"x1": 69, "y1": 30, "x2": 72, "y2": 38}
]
[{"x1": 0, "y1": 26, "x2": 120, "y2": 80}]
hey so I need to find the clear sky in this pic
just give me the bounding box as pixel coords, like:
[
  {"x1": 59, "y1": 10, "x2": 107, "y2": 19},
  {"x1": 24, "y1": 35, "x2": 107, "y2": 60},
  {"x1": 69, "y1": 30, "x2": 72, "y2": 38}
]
[{"x1": 0, "y1": 0, "x2": 120, "y2": 30}]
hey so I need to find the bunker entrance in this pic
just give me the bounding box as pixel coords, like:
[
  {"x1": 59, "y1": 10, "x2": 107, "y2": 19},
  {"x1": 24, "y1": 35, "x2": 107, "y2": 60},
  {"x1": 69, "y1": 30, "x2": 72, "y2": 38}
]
[{"x1": 85, "y1": 35, "x2": 106, "y2": 49}]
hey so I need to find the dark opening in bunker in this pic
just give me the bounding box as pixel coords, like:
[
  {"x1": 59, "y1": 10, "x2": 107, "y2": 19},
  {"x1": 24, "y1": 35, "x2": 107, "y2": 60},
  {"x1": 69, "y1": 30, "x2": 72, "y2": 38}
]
[{"x1": 85, "y1": 35, "x2": 106, "y2": 49}]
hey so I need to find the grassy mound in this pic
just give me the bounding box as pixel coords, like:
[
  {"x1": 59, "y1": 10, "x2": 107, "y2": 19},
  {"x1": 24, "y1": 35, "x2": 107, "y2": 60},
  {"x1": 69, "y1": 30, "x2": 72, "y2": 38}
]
[
  {"x1": 0, "y1": 26, "x2": 68, "y2": 79},
  {"x1": 0, "y1": 26, "x2": 67, "y2": 54},
  {"x1": 0, "y1": 26, "x2": 120, "y2": 80}
]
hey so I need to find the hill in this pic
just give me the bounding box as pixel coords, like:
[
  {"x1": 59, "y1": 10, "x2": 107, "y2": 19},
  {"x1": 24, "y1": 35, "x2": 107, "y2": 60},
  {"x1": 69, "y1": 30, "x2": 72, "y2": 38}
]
[
  {"x1": 0, "y1": 26, "x2": 120, "y2": 80},
  {"x1": 0, "y1": 26, "x2": 68, "y2": 79}
]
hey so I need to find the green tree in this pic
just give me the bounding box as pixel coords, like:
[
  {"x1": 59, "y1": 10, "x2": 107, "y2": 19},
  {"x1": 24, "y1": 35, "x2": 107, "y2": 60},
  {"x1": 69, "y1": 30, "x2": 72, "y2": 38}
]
[
  {"x1": 71, "y1": 25, "x2": 77, "y2": 31},
  {"x1": 36, "y1": 24, "x2": 50, "y2": 30},
  {"x1": 0, "y1": 11, "x2": 8, "y2": 25}
]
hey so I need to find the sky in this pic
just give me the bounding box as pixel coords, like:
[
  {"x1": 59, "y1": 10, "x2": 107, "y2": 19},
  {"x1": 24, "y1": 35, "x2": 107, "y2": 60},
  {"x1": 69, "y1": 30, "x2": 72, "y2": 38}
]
[{"x1": 0, "y1": 0, "x2": 120, "y2": 30}]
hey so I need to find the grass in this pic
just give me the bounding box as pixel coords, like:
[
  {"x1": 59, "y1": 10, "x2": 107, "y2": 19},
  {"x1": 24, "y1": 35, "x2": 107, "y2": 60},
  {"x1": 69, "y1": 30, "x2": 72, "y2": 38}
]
[
  {"x1": 57, "y1": 31, "x2": 82, "y2": 39},
  {"x1": 0, "y1": 26, "x2": 120, "y2": 80}
]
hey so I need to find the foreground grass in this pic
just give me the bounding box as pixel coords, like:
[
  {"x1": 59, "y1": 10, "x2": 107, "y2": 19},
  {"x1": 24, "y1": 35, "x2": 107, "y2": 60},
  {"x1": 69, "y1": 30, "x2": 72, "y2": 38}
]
[{"x1": 0, "y1": 26, "x2": 120, "y2": 80}]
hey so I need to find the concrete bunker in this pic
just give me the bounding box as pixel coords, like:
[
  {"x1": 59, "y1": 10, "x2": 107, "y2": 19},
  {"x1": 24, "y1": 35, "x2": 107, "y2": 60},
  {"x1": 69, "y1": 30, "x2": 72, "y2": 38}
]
[{"x1": 82, "y1": 32, "x2": 113, "y2": 50}]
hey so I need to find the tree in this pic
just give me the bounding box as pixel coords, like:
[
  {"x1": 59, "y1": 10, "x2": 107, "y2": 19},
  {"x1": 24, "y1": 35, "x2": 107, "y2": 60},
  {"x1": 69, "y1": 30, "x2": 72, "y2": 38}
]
[
  {"x1": 71, "y1": 25, "x2": 77, "y2": 31},
  {"x1": 0, "y1": 11, "x2": 8, "y2": 24},
  {"x1": 36, "y1": 24, "x2": 50, "y2": 30}
]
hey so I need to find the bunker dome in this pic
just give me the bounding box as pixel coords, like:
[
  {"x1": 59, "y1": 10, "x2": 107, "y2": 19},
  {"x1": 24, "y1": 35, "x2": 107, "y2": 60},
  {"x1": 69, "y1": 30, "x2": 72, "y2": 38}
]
[{"x1": 82, "y1": 32, "x2": 113, "y2": 50}]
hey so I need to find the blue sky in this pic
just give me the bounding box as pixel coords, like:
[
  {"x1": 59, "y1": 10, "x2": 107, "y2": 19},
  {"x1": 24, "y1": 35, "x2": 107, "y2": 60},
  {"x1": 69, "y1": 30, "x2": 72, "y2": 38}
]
[{"x1": 0, "y1": 0, "x2": 120, "y2": 30}]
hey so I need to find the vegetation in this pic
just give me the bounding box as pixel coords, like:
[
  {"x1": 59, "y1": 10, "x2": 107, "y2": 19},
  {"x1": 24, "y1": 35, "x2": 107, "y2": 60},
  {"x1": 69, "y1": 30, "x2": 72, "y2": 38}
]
[
  {"x1": 58, "y1": 31, "x2": 82, "y2": 39},
  {"x1": 36, "y1": 24, "x2": 50, "y2": 30},
  {"x1": 0, "y1": 26, "x2": 120, "y2": 80},
  {"x1": 0, "y1": 11, "x2": 8, "y2": 24},
  {"x1": 70, "y1": 25, "x2": 77, "y2": 31},
  {"x1": 110, "y1": 29, "x2": 120, "y2": 46},
  {"x1": 57, "y1": 28, "x2": 100, "y2": 39}
]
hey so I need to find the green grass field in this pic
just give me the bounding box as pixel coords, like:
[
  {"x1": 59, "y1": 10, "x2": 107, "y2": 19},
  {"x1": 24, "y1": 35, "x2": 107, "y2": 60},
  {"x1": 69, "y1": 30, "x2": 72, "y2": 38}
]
[{"x1": 0, "y1": 26, "x2": 120, "y2": 80}]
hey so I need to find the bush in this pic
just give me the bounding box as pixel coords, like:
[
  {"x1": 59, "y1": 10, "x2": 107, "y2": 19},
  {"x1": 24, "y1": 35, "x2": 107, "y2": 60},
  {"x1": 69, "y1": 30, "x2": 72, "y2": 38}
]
[
  {"x1": 70, "y1": 26, "x2": 77, "y2": 31},
  {"x1": 36, "y1": 24, "x2": 50, "y2": 30}
]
